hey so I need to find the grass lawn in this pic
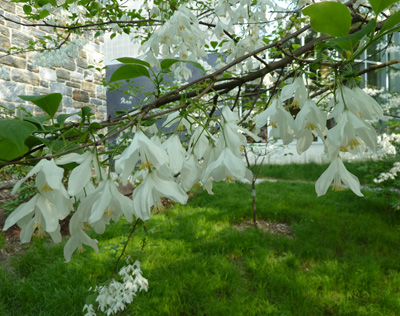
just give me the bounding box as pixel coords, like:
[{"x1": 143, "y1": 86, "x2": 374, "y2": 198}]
[{"x1": 1, "y1": 179, "x2": 400, "y2": 315}]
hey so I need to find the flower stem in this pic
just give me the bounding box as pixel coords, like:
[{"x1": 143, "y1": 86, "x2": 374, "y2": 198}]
[{"x1": 112, "y1": 218, "x2": 141, "y2": 277}]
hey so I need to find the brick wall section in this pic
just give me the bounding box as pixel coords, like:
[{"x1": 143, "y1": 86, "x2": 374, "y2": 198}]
[{"x1": 0, "y1": 1, "x2": 107, "y2": 120}]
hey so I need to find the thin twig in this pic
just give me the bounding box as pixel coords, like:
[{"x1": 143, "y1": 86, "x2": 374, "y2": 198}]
[{"x1": 112, "y1": 218, "x2": 141, "y2": 277}]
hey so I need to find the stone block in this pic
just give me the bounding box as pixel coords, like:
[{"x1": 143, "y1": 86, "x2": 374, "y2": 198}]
[
  {"x1": 0, "y1": 25, "x2": 9, "y2": 37},
  {"x1": 79, "y1": 50, "x2": 87, "y2": 59},
  {"x1": 11, "y1": 68, "x2": 39, "y2": 85},
  {"x1": 11, "y1": 30, "x2": 32, "y2": 48},
  {"x1": 27, "y1": 63, "x2": 39, "y2": 73},
  {"x1": 0, "y1": 81, "x2": 26, "y2": 101},
  {"x1": 73, "y1": 90, "x2": 90, "y2": 103},
  {"x1": 33, "y1": 86, "x2": 50, "y2": 95},
  {"x1": 77, "y1": 57, "x2": 88, "y2": 69},
  {"x1": 50, "y1": 82, "x2": 66, "y2": 94},
  {"x1": 90, "y1": 98, "x2": 103, "y2": 106},
  {"x1": 63, "y1": 96, "x2": 73, "y2": 108},
  {"x1": 39, "y1": 26, "x2": 54, "y2": 34},
  {"x1": 0, "y1": 66, "x2": 10, "y2": 80},
  {"x1": 64, "y1": 107, "x2": 80, "y2": 116},
  {"x1": 98, "y1": 105, "x2": 107, "y2": 112},
  {"x1": 95, "y1": 112, "x2": 107, "y2": 121},
  {"x1": 39, "y1": 68, "x2": 57, "y2": 81},
  {"x1": 82, "y1": 81, "x2": 95, "y2": 93},
  {"x1": 56, "y1": 68, "x2": 70, "y2": 80},
  {"x1": 40, "y1": 80, "x2": 49, "y2": 88},
  {"x1": 63, "y1": 58, "x2": 76, "y2": 71},
  {"x1": 65, "y1": 87, "x2": 72, "y2": 97},
  {"x1": 72, "y1": 100, "x2": 88, "y2": 108},
  {"x1": 0, "y1": 35, "x2": 10, "y2": 52},
  {"x1": 0, "y1": 1, "x2": 15, "y2": 14},
  {"x1": 66, "y1": 81, "x2": 80, "y2": 88},
  {"x1": 0, "y1": 55, "x2": 26, "y2": 69},
  {"x1": 70, "y1": 72, "x2": 83, "y2": 80},
  {"x1": 84, "y1": 71, "x2": 93, "y2": 82},
  {"x1": 32, "y1": 29, "x2": 46, "y2": 40}
]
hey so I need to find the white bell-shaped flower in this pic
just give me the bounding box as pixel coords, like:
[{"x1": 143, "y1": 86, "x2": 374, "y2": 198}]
[
  {"x1": 63, "y1": 211, "x2": 99, "y2": 262},
  {"x1": 4, "y1": 190, "x2": 72, "y2": 244},
  {"x1": 255, "y1": 99, "x2": 296, "y2": 144},
  {"x1": 295, "y1": 99, "x2": 327, "y2": 154},
  {"x1": 315, "y1": 157, "x2": 363, "y2": 197},
  {"x1": 56, "y1": 151, "x2": 104, "y2": 197},
  {"x1": 132, "y1": 166, "x2": 188, "y2": 221},
  {"x1": 281, "y1": 77, "x2": 308, "y2": 108},
  {"x1": 202, "y1": 147, "x2": 250, "y2": 183},
  {"x1": 327, "y1": 111, "x2": 377, "y2": 154},
  {"x1": 349, "y1": 86, "x2": 384, "y2": 121},
  {"x1": 80, "y1": 178, "x2": 135, "y2": 225},
  {"x1": 115, "y1": 131, "x2": 168, "y2": 185},
  {"x1": 162, "y1": 134, "x2": 186, "y2": 174},
  {"x1": 179, "y1": 154, "x2": 201, "y2": 191},
  {"x1": 12, "y1": 158, "x2": 64, "y2": 195}
]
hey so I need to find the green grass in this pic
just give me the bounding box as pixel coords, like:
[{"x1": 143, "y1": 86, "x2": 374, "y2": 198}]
[
  {"x1": 252, "y1": 161, "x2": 371, "y2": 184},
  {"x1": 1, "y1": 181, "x2": 400, "y2": 315}
]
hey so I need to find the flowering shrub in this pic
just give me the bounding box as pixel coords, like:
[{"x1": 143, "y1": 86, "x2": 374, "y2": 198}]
[{"x1": 1, "y1": 0, "x2": 400, "y2": 313}]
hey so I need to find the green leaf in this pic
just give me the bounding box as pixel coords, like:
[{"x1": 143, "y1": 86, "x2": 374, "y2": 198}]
[
  {"x1": 0, "y1": 119, "x2": 36, "y2": 161},
  {"x1": 85, "y1": 294, "x2": 97, "y2": 306},
  {"x1": 88, "y1": 122, "x2": 102, "y2": 131},
  {"x1": 141, "y1": 118, "x2": 157, "y2": 126},
  {"x1": 56, "y1": 113, "x2": 75, "y2": 125},
  {"x1": 19, "y1": 93, "x2": 62, "y2": 119},
  {"x1": 302, "y1": 2, "x2": 351, "y2": 37},
  {"x1": 24, "y1": 135, "x2": 44, "y2": 150},
  {"x1": 328, "y1": 19, "x2": 377, "y2": 52},
  {"x1": 39, "y1": 9, "x2": 50, "y2": 19},
  {"x1": 160, "y1": 59, "x2": 205, "y2": 71},
  {"x1": 115, "y1": 109, "x2": 129, "y2": 116},
  {"x1": 380, "y1": 10, "x2": 400, "y2": 33},
  {"x1": 23, "y1": 115, "x2": 51, "y2": 127},
  {"x1": 39, "y1": 138, "x2": 77, "y2": 154},
  {"x1": 368, "y1": 0, "x2": 397, "y2": 15},
  {"x1": 109, "y1": 64, "x2": 150, "y2": 83},
  {"x1": 116, "y1": 57, "x2": 151, "y2": 68},
  {"x1": 23, "y1": 5, "x2": 32, "y2": 14},
  {"x1": 81, "y1": 106, "x2": 93, "y2": 118}
]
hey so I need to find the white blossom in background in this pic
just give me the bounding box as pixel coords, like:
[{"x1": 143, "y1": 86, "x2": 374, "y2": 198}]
[
  {"x1": 83, "y1": 258, "x2": 148, "y2": 316},
  {"x1": 139, "y1": 4, "x2": 207, "y2": 76},
  {"x1": 374, "y1": 162, "x2": 400, "y2": 183},
  {"x1": 32, "y1": 38, "x2": 88, "y2": 68}
]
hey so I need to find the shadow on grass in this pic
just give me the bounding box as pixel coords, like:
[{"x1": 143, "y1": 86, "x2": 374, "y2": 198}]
[{"x1": 1, "y1": 181, "x2": 400, "y2": 315}]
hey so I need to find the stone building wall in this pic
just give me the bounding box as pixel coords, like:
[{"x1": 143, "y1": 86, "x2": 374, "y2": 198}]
[{"x1": 0, "y1": 1, "x2": 107, "y2": 120}]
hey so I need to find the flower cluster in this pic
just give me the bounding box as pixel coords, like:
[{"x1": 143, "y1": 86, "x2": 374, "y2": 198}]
[
  {"x1": 139, "y1": 5, "x2": 206, "y2": 79},
  {"x1": 32, "y1": 37, "x2": 88, "y2": 68},
  {"x1": 255, "y1": 78, "x2": 384, "y2": 196},
  {"x1": 374, "y1": 162, "x2": 400, "y2": 184},
  {"x1": 83, "y1": 258, "x2": 148, "y2": 316}
]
